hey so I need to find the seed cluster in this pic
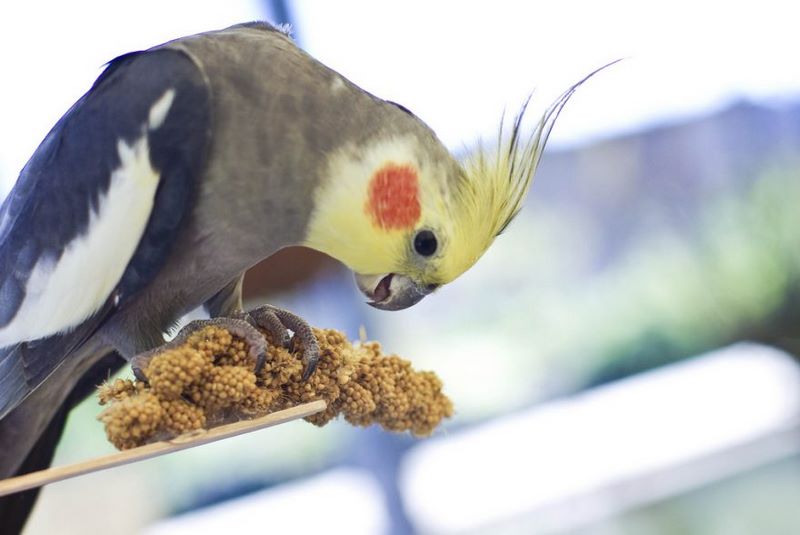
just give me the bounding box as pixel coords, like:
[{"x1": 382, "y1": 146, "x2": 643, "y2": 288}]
[{"x1": 98, "y1": 326, "x2": 452, "y2": 449}]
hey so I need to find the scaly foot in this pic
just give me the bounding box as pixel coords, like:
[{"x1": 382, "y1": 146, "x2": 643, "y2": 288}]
[
  {"x1": 245, "y1": 305, "x2": 320, "y2": 380},
  {"x1": 130, "y1": 317, "x2": 267, "y2": 383}
]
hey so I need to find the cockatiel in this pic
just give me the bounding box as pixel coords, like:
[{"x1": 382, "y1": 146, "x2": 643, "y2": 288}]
[{"x1": 0, "y1": 21, "x2": 595, "y2": 530}]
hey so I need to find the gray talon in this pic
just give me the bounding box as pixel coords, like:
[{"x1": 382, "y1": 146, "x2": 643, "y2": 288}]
[
  {"x1": 128, "y1": 308, "x2": 317, "y2": 382},
  {"x1": 248, "y1": 308, "x2": 291, "y2": 347},
  {"x1": 200, "y1": 317, "x2": 267, "y2": 368},
  {"x1": 299, "y1": 335, "x2": 320, "y2": 381},
  {"x1": 129, "y1": 345, "x2": 164, "y2": 383},
  {"x1": 254, "y1": 353, "x2": 266, "y2": 375},
  {"x1": 263, "y1": 305, "x2": 320, "y2": 380},
  {"x1": 245, "y1": 305, "x2": 320, "y2": 379},
  {"x1": 132, "y1": 365, "x2": 148, "y2": 384},
  {"x1": 128, "y1": 317, "x2": 267, "y2": 380}
]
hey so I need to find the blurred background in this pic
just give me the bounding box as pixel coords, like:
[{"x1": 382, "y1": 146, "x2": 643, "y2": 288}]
[{"x1": 2, "y1": 1, "x2": 800, "y2": 533}]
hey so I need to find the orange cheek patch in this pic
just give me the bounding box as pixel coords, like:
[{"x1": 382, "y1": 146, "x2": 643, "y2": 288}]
[{"x1": 365, "y1": 163, "x2": 421, "y2": 230}]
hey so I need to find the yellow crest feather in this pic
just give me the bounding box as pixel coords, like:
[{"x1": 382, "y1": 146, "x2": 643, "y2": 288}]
[{"x1": 440, "y1": 63, "x2": 617, "y2": 283}]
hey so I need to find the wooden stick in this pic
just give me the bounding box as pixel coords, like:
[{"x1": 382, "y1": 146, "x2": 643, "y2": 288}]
[{"x1": 0, "y1": 399, "x2": 327, "y2": 497}]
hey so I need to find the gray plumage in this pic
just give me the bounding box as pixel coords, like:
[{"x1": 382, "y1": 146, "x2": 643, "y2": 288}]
[
  {"x1": 0, "y1": 48, "x2": 210, "y2": 419},
  {"x1": 0, "y1": 21, "x2": 434, "y2": 529}
]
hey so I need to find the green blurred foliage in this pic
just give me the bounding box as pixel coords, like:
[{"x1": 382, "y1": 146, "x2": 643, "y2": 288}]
[
  {"x1": 379, "y1": 162, "x2": 800, "y2": 416},
  {"x1": 589, "y1": 167, "x2": 800, "y2": 385}
]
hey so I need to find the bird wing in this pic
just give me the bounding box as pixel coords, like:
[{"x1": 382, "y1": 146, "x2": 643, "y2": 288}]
[{"x1": 0, "y1": 48, "x2": 211, "y2": 417}]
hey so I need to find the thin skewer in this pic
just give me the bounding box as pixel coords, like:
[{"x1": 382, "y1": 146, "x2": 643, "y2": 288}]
[{"x1": 0, "y1": 399, "x2": 327, "y2": 497}]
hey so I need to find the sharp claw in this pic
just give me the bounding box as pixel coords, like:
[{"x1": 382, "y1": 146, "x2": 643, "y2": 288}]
[
  {"x1": 282, "y1": 316, "x2": 319, "y2": 381},
  {"x1": 296, "y1": 332, "x2": 321, "y2": 381},
  {"x1": 254, "y1": 352, "x2": 266, "y2": 375},
  {"x1": 250, "y1": 305, "x2": 320, "y2": 381},
  {"x1": 132, "y1": 366, "x2": 149, "y2": 384},
  {"x1": 130, "y1": 346, "x2": 161, "y2": 384},
  {"x1": 135, "y1": 306, "x2": 319, "y2": 383},
  {"x1": 301, "y1": 347, "x2": 319, "y2": 381},
  {"x1": 128, "y1": 317, "x2": 267, "y2": 380}
]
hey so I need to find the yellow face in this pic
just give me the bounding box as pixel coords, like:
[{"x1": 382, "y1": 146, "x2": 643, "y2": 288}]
[
  {"x1": 304, "y1": 135, "x2": 474, "y2": 309},
  {"x1": 304, "y1": 82, "x2": 567, "y2": 310},
  {"x1": 305, "y1": 66, "x2": 607, "y2": 310}
]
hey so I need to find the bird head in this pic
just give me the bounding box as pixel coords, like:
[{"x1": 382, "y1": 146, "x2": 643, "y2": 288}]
[{"x1": 304, "y1": 71, "x2": 599, "y2": 311}]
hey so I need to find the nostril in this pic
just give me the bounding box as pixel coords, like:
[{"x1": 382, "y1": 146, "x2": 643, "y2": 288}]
[{"x1": 425, "y1": 283, "x2": 439, "y2": 293}]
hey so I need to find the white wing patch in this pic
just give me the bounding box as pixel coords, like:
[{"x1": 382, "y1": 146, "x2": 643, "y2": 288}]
[
  {"x1": 148, "y1": 89, "x2": 175, "y2": 130},
  {"x1": 0, "y1": 90, "x2": 175, "y2": 346}
]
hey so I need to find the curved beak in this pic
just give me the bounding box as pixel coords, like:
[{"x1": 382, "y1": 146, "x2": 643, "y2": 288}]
[{"x1": 355, "y1": 273, "x2": 437, "y2": 311}]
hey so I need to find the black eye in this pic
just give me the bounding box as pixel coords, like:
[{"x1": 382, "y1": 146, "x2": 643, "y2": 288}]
[{"x1": 414, "y1": 230, "x2": 438, "y2": 257}]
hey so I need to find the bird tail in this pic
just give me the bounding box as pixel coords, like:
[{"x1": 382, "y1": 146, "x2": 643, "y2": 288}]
[
  {"x1": 0, "y1": 396, "x2": 72, "y2": 535},
  {"x1": 0, "y1": 340, "x2": 123, "y2": 533},
  {"x1": 0, "y1": 344, "x2": 33, "y2": 422}
]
